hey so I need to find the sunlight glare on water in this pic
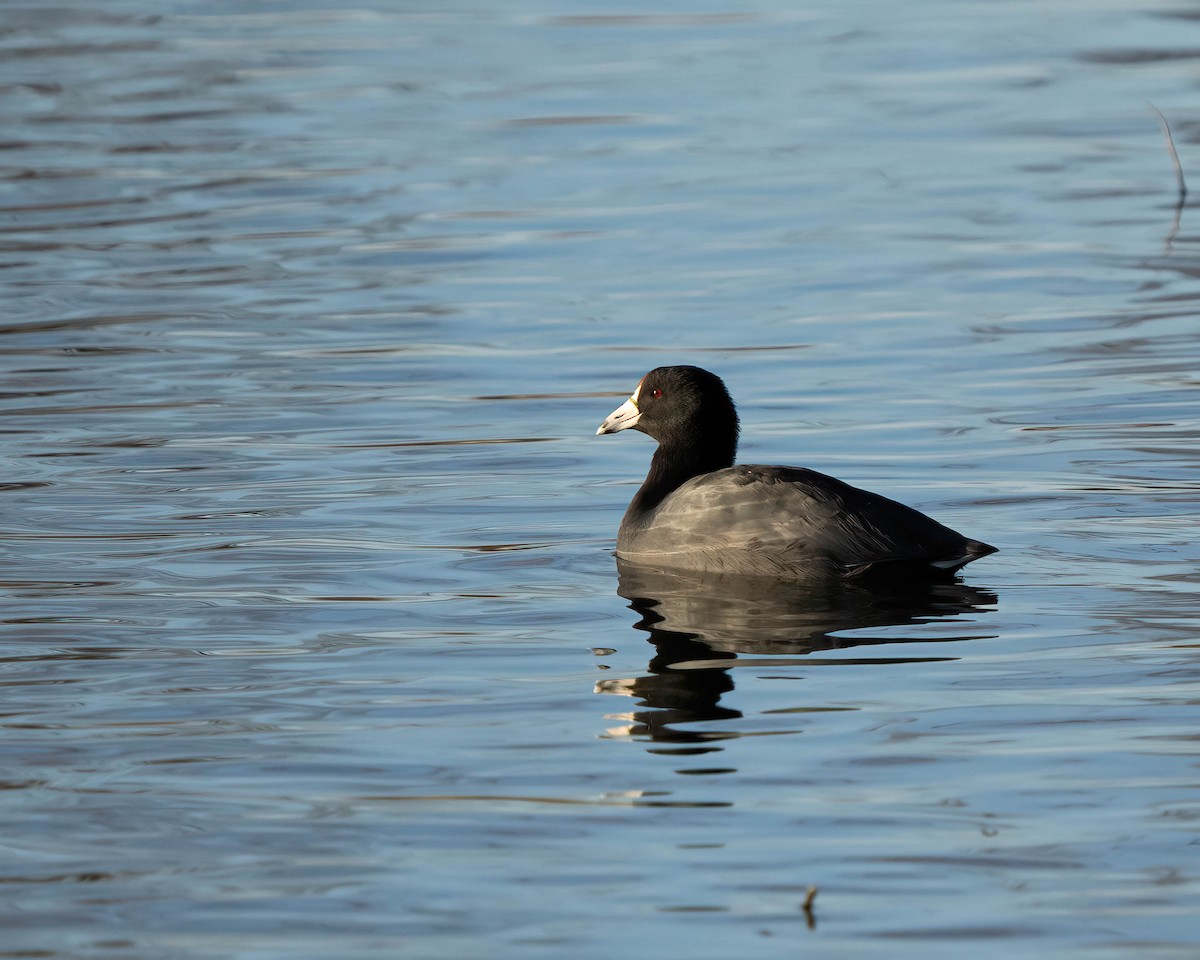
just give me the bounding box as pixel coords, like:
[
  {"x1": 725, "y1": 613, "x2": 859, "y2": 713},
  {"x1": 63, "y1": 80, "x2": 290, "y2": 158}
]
[{"x1": 1, "y1": 1, "x2": 1199, "y2": 957}]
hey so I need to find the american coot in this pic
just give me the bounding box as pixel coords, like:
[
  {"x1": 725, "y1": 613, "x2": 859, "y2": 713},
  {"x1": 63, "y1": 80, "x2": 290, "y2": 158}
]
[{"x1": 597, "y1": 365, "x2": 997, "y2": 580}]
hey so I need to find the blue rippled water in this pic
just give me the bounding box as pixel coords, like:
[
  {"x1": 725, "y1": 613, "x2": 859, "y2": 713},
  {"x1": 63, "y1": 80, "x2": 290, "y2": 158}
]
[{"x1": 1, "y1": 1, "x2": 1199, "y2": 957}]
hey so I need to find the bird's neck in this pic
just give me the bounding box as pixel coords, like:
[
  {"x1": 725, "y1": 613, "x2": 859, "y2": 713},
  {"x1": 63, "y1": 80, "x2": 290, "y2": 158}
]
[{"x1": 630, "y1": 434, "x2": 736, "y2": 514}]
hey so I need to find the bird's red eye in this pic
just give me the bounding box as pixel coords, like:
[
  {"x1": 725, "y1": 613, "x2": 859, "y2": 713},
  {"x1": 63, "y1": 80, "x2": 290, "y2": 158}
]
[{"x1": 650, "y1": 388, "x2": 663, "y2": 399}]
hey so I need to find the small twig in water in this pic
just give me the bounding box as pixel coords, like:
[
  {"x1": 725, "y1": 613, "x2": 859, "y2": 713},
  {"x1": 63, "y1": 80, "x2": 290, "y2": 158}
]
[
  {"x1": 801, "y1": 884, "x2": 818, "y2": 929},
  {"x1": 1148, "y1": 102, "x2": 1187, "y2": 202}
]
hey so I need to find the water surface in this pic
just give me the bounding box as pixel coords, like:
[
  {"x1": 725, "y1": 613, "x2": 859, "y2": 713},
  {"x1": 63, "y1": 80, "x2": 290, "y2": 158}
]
[{"x1": 2, "y1": 1, "x2": 1199, "y2": 957}]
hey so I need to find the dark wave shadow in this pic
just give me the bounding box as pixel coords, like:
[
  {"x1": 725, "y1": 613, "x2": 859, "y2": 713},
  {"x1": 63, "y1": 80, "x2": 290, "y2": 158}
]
[{"x1": 597, "y1": 559, "x2": 997, "y2": 744}]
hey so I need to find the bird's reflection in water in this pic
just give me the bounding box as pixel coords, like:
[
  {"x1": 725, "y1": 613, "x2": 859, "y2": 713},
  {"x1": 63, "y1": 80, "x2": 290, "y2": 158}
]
[{"x1": 597, "y1": 559, "x2": 997, "y2": 744}]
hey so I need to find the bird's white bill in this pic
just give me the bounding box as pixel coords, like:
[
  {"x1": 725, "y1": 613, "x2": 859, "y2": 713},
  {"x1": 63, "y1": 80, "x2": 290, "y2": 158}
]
[{"x1": 596, "y1": 396, "x2": 641, "y2": 435}]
